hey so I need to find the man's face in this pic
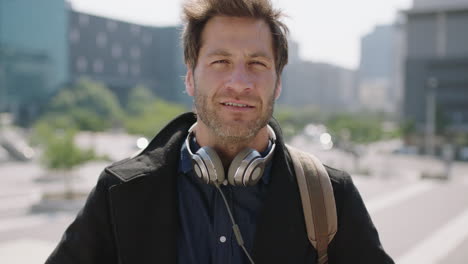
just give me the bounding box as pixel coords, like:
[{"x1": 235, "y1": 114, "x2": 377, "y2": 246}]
[{"x1": 185, "y1": 16, "x2": 281, "y2": 142}]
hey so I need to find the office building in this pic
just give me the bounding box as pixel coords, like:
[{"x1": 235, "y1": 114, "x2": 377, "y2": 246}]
[
  {"x1": 282, "y1": 60, "x2": 356, "y2": 112},
  {"x1": 68, "y1": 10, "x2": 186, "y2": 105},
  {"x1": 358, "y1": 24, "x2": 402, "y2": 113},
  {"x1": 403, "y1": 0, "x2": 468, "y2": 134}
]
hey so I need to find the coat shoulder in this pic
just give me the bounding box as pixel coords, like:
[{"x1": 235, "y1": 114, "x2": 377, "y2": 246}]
[{"x1": 324, "y1": 165, "x2": 352, "y2": 188}]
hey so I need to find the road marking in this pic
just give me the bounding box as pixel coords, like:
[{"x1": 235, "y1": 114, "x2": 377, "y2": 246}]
[
  {"x1": 397, "y1": 207, "x2": 468, "y2": 264},
  {"x1": 365, "y1": 181, "x2": 437, "y2": 214},
  {"x1": 0, "y1": 239, "x2": 56, "y2": 264},
  {"x1": 0, "y1": 213, "x2": 71, "y2": 233}
]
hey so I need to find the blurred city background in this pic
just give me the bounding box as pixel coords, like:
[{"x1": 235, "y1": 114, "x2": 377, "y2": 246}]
[{"x1": 1, "y1": 0, "x2": 468, "y2": 263}]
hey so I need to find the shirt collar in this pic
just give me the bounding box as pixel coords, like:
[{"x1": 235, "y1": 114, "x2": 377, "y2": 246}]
[{"x1": 179, "y1": 137, "x2": 273, "y2": 185}]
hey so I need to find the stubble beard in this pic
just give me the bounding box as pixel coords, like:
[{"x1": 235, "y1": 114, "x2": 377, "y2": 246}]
[{"x1": 193, "y1": 84, "x2": 276, "y2": 145}]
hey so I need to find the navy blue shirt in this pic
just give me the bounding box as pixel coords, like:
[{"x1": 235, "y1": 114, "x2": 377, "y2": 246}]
[{"x1": 177, "y1": 139, "x2": 272, "y2": 264}]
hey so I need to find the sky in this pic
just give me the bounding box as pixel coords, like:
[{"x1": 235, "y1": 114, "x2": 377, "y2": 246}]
[{"x1": 68, "y1": 0, "x2": 413, "y2": 70}]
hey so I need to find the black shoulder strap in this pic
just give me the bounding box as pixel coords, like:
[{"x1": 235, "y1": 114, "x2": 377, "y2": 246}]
[{"x1": 286, "y1": 144, "x2": 337, "y2": 264}]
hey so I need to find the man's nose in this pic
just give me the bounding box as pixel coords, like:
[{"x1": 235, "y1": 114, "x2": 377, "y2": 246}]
[{"x1": 226, "y1": 64, "x2": 253, "y2": 92}]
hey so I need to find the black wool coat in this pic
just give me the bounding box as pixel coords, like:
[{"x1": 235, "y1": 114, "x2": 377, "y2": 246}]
[{"x1": 46, "y1": 112, "x2": 394, "y2": 264}]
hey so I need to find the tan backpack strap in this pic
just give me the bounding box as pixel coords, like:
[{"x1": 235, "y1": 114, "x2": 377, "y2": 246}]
[{"x1": 286, "y1": 145, "x2": 337, "y2": 264}]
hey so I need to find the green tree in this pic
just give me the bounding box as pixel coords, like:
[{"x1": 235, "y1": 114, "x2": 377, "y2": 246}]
[
  {"x1": 126, "y1": 85, "x2": 156, "y2": 115},
  {"x1": 41, "y1": 131, "x2": 98, "y2": 170},
  {"x1": 326, "y1": 114, "x2": 388, "y2": 144},
  {"x1": 40, "y1": 78, "x2": 124, "y2": 132},
  {"x1": 41, "y1": 130, "x2": 106, "y2": 199},
  {"x1": 124, "y1": 97, "x2": 187, "y2": 138},
  {"x1": 274, "y1": 106, "x2": 322, "y2": 140}
]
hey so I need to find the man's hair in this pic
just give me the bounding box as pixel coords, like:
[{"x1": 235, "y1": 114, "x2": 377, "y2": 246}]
[{"x1": 182, "y1": 0, "x2": 289, "y2": 75}]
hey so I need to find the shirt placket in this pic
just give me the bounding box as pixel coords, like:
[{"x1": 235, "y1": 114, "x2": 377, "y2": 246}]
[{"x1": 213, "y1": 185, "x2": 234, "y2": 264}]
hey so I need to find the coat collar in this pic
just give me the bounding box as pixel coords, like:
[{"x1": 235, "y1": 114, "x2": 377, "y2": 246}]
[
  {"x1": 105, "y1": 112, "x2": 197, "y2": 182},
  {"x1": 105, "y1": 112, "x2": 312, "y2": 263}
]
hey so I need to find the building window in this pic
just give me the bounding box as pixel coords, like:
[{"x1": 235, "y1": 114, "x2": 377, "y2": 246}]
[
  {"x1": 130, "y1": 47, "x2": 141, "y2": 59},
  {"x1": 130, "y1": 64, "x2": 140, "y2": 76},
  {"x1": 78, "y1": 14, "x2": 89, "y2": 27},
  {"x1": 77, "y1": 56, "x2": 88, "y2": 72},
  {"x1": 69, "y1": 28, "x2": 80, "y2": 43},
  {"x1": 142, "y1": 34, "x2": 152, "y2": 45},
  {"x1": 107, "y1": 20, "x2": 118, "y2": 32},
  {"x1": 131, "y1": 25, "x2": 141, "y2": 35},
  {"x1": 118, "y1": 62, "x2": 128, "y2": 75},
  {"x1": 93, "y1": 59, "x2": 104, "y2": 73},
  {"x1": 111, "y1": 44, "x2": 122, "y2": 58},
  {"x1": 96, "y1": 32, "x2": 107, "y2": 47}
]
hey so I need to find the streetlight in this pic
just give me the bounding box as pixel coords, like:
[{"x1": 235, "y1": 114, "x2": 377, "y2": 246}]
[{"x1": 425, "y1": 77, "x2": 438, "y2": 156}]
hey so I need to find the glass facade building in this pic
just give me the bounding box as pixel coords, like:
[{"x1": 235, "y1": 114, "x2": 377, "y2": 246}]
[{"x1": 0, "y1": 0, "x2": 68, "y2": 123}]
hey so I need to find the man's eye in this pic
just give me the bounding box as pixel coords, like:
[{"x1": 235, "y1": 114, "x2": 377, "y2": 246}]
[
  {"x1": 251, "y1": 61, "x2": 266, "y2": 67},
  {"x1": 213, "y1": 60, "x2": 228, "y2": 64}
]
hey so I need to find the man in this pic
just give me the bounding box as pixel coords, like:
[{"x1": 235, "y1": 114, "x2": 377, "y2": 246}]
[{"x1": 46, "y1": 0, "x2": 394, "y2": 263}]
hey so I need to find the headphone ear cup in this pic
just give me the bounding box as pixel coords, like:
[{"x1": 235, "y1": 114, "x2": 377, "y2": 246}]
[
  {"x1": 193, "y1": 147, "x2": 225, "y2": 185},
  {"x1": 227, "y1": 148, "x2": 262, "y2": 186}
]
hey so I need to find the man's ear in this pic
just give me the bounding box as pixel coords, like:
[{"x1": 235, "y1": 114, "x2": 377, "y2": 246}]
[
  {"x1": 185, "y1": 68, "x2": 195, "y2": 96},
  {"x1": 274, "y1": 78, "x2": 282, "y2": 100}
]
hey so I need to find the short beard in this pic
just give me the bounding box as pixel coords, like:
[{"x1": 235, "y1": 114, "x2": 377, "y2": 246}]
[{"x1": 193, "y1": 86, "x2": 276, "y2": 145}]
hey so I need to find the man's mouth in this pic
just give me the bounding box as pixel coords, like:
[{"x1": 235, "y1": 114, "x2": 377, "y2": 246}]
[{"x1": 221, "y1": 102, "x2": 254, "y2": 108}]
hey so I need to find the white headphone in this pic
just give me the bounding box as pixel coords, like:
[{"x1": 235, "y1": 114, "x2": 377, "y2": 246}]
[{"x1": 185, "y1": 122, "x2": 276, "y2": 187}]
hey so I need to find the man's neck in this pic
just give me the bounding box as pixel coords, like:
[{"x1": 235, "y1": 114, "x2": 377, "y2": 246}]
[{"x1": 194, "y1": 122, "x2": 270, "y2": 168}]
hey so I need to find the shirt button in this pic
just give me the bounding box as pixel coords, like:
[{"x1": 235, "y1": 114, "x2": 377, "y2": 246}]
[
  {"x1": 223, "y1": 180, "x2": 228, "y2": 186},
  {"x1": 219, "y1": 236, "x2": 227, "y2": 243}
]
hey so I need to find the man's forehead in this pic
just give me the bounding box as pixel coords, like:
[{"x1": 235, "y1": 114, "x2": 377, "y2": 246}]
[{"x1": 199, "y1": 16, "x2": 274, "y2": 56}]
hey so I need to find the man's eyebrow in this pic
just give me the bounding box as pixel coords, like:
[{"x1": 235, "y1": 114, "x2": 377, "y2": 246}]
[
  {"x1": 206, "y1": 50, "x2": 232, "y2": 57},
  {"x1": 206, "y1": 50, "x2": 273, "y2": 60}
]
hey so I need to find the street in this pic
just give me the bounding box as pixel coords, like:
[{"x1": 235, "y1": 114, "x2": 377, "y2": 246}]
[{"x1": 1, "y1": 136, "x2": 468, "y2": 263}]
